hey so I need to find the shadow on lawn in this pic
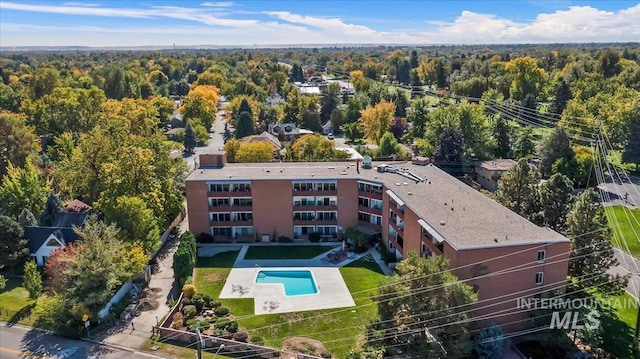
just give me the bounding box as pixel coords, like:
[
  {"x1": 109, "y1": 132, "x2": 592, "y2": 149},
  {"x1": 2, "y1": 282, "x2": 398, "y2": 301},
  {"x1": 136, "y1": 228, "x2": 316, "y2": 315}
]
[
  {"x1": 599, "y1": 305, "x2": 635, "y2": 359},
  {"x1": 6, "y1": 303, "x2": 36, "y2": 326},
  {"x1": 343, "y1": 255, "x2": 384, "y2": 274},
  {"x1": 196, "y1": 251, "x2": 239, "y2": 268}
]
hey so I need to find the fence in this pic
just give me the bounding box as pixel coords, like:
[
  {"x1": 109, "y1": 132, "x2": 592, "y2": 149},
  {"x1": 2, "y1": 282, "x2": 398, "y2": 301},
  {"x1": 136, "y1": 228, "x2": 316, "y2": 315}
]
[
  {"x1": 98, "y1": 281, "x2": 133, "y2": 319},
  {"x1": 150, "y1": 209, "x2": 186, "y2": 259}
]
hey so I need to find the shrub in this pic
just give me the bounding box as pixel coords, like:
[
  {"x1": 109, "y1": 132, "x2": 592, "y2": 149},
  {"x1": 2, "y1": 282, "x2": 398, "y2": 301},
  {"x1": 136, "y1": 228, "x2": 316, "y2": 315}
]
[
  {"x1": 184, "y1": 276, "x2": 193, "y2": 285},
  {"x1": 171, "y1": 319, "x2": 183, "y2": 329},
  {"x1": 277, "y1": 236, "x2": 293, "y2": 243},
  {"x1": 233, "y1": 331, "x2": 248, "y2": 342},
  {"x1": 185, "y1": 318, "x2": 198, "y2": 326},
  {"x1": 227, "y1": 320, "x2": 238, "y2": 333},
  {"x1": 198, "y1": 320, "x2": 211, "y2": 330},
  {"x1": 196, "y1": 232, "x2": 215, "y2": 243},
  {"x1": 182, "y1": 284, "x2": 197, "y2": 298},
  {"x1": 214, "y1": 307, "x2": 229, "y2": 316},
  {"x1": 174, "y1": 247, "x2": 194, "y2": 283},
  {"x1": 182, "y1": 305, "x2": 197, "y2": 319},
  {"x1": 192, "y1": 293, "x2": 205, "y2": 311},
  {"x1": 251, "y1": 336, "x2": 265, "y2": 345},
  {"x1": 308, "y1": 231, "x2": 321, "y2": 242},
  {"x1": 202, "y1": 294, "x2": 213, "y2": 307},
  {"x1": 172, "y1": 312, "x2": 184, "y2": 323},
  {"x1": 214, "y1": 318, "x2": 230, "y2": 329},
  {"x1": 207, "y1": 317, "x2": 218, "y2": 324},
  {"x1": 211, "y1": 300, "x2": 222, "y2": 309},
  {"x1": 320, "y1": 351, "x2": 332, "y2": 358},
  {"x1": 181, "y1": 297, "x2": 192, "y2": 306}
]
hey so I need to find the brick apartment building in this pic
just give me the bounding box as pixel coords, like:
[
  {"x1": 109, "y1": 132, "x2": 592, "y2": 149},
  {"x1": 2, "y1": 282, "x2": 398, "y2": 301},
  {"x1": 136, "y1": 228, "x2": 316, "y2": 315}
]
[{"x1": 186, "y1": 152, "x2": 570, "y2": 331}]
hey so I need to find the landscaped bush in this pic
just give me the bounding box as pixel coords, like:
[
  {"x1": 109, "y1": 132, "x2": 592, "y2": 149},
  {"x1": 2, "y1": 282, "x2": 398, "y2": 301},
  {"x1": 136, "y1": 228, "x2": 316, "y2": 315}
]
[
  {"x1": 198, "y1": 320, "x2": 211, "y2": 330},
  {"x1": 207, "y1": 317, "x2": 218, "y2": 324},
  {"x1": 214, "y1": 318, "x2": 231, "y2": 329},
  {"x1": 191, "y1": 293, "x2": 206, "y2": 311},
  {"x1": 320, "y1": 351, "x2": 332, "y2": 358},
  {"x1": 277, "y1": 236, "x2": 293, "y2": 243},
  {"x1": 174, "y1": 231, "x2": 197, "y2": 284},
  {"x1": 182, "y1": 283, "x2": 197, "y2": 298},
  {"x1": 202, "y1": 294, "x2": 213, "y2": 307},
  {"x1": 215, "y1": 307, "x2": 229, "y2": 316},
  {"x1": 196, "y1": 232, "x2": 215, "y2": 243},
  {"x1": 227, "y1": 320, "x2": 238, "y2": 333},
  {"x1": 181, "y1": 297, "x2": 192, "y2": 306},
  {"x1": 183, "y1": 276, "x2": 193, "y2": 285},
  {"x1": 308, "y1": 232, "x2": 321, "y2": 242},
  {"x1": 182, "y1": 305, "x2": 197, "y2": 319},
  {"x1": 251, "y1": 336, "x2": 265, "y2": 345},
  {"x1": 211, "y1": 300, "x2": 222, "y2": 309},
  {"x1": 233, "y1": 331, "x2": 248, "y2": 342},
  {"x1": 185, "y1": 318, "x2": 198, "y2": 326},
  {"x1": 172, "y1": 312, "x2": 183, "y2": 323}
]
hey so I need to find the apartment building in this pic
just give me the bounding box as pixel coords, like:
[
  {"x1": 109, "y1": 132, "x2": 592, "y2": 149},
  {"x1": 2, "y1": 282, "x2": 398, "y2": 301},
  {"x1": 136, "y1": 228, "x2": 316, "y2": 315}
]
[{"x1": 186, "y1": 152, "x2": 570, "y2": 331}]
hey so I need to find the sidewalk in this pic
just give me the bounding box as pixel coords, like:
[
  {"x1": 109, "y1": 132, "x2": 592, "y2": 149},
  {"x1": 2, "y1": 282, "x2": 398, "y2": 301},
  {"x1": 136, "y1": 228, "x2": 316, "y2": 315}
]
[{"x1": 95, "y1": 216, "x2": 187, "y2": 349}]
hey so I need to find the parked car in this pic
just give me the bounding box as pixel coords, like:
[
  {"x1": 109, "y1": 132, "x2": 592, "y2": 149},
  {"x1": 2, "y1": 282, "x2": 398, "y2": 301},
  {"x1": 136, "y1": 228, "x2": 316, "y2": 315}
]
[{"x1": 327, "y1": 133, "x2": 334, "y2": 140}]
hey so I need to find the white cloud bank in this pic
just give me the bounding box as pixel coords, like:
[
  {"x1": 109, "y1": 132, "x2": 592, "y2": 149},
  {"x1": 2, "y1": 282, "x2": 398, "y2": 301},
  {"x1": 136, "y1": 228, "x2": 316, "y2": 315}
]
[{"x1": 0, "y1": 1, "x2": 638, "y2": 46}]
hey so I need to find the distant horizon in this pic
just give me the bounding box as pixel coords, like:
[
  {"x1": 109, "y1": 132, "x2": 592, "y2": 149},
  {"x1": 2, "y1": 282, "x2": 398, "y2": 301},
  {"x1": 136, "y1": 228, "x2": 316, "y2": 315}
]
[{"x1": 1, "y1": 1, "x2": 639, "y2": 47}]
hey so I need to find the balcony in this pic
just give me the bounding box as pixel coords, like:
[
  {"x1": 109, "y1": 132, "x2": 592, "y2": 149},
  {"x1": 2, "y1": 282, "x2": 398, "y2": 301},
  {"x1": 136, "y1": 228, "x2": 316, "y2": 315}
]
[
  {"x1": 293, "y1": 204, "x2": 316, "y2": 211},
  {"x1": 315, "y1": 205, "x2": 338, "y2": 211},
  {"x1": 229, "y1": 190, "x2": 252, "y2": 197},
  {"x1": 390, "y1": 221, "x2": 404, "y2": 237},
  {"x1": 390, "y1": 205, "x2": 404, "y2": 219},
  {"x1": 358, "y1": 190, "x2": 382, "y2": 200},
  {"x1": 315, "y1": 218, "x2": 337, "y2": 225},
  {"x1": 207, "y1": 191, "x2": 229, "y2": 197},
  {"x1": 360, "y1": 205, "x2": 382, "y2": 215},
  {"x1": 293, "y1": 219, "x2": 316, "y2": 225},
  {"x1": 421, "y1": 234, "x2": 443, "y2": 256},
  {"x1": 231, "y1": 220, "x2": 253, "y2": 226},
  {"x1": 231, "y1": 205, "x2": 252, "y2": 211},
  {"x1": 209, "y1": 205, "x2": 231, "y2": 211},
  {"x1": 209, "y1": 220, "x2": 231, "y2": 226},
  {"x1": 315, "y1": 189, "x2": 337, "y2": 196},
  {"x1": 292, "y1": 189, "x2": 315, "y2": 196}
]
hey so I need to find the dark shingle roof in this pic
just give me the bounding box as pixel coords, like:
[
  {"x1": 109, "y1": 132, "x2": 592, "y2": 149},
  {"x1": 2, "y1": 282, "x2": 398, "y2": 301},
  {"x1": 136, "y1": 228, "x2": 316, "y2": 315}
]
[{"x1": 24, "y1": 227, "x2": 79, "y2": 253}]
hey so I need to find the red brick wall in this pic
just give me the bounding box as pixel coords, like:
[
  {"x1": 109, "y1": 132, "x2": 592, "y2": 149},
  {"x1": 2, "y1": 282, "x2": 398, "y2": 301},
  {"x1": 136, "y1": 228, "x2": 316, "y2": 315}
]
[
  {"x1": 252, "y1": 180, "x2": 294, "y2": 239},
  {"x1": 186, "y1": 180, "x2": 210, "y2": 236}
]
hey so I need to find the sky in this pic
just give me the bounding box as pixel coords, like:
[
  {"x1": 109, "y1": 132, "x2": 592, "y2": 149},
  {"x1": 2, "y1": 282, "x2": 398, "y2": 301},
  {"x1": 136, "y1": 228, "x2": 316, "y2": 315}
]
[{"x1": 0, "y1": 1, "x2": 639, "y2": 47}]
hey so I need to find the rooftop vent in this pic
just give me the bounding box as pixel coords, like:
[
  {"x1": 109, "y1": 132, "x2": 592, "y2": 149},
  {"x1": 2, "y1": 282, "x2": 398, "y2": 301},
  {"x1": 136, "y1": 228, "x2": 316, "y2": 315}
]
[
  {"x1": 395, "y1": 182, "x2": 401, "y2": 186},
  {"x1": 229, "y1": 175, "x2": 232, "y2": 178},
  {"x1": 266, "y1": 170, "x2": 270, "y2": 173},
  {"x1": 440, "y1": 221, "x2": 446, "y2": 226},
  {"x1": 340, "y1": 171, "x2": 347, "y2": 175},
  {"x1": 328, "y1": 167, "x2": 335, "y2": 169},
  {"x1": 403, "y1": 182, "x2": 408, "y2": 186},
  {"x1": 408, "y1": 192, "x2": 412, "y2": 195}
]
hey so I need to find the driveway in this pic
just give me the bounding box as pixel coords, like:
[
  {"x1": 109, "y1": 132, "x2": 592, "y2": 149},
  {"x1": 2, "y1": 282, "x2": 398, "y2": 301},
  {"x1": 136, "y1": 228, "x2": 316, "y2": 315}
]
[{"x1": 184, "y1": 109, "x2": 227, "y2": 171}]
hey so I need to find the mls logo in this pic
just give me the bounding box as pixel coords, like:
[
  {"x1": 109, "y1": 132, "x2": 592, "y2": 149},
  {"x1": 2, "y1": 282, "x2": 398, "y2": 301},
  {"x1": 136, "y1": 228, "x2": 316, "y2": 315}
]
[{"x1": 550, "y1": 310, "x2": 601, "y2": 330}]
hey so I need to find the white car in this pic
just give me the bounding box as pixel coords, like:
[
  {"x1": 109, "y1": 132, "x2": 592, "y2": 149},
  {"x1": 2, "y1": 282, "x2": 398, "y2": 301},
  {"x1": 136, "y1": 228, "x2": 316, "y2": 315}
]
[{"x1": 327, "y1": 133, "x2": 334, "y2": 140}]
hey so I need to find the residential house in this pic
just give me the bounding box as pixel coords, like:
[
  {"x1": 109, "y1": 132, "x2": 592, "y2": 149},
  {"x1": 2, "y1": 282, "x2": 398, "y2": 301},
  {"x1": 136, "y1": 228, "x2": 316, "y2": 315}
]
[{"x1": 475, "y1": 159, "x2": 518, "y2": 191}]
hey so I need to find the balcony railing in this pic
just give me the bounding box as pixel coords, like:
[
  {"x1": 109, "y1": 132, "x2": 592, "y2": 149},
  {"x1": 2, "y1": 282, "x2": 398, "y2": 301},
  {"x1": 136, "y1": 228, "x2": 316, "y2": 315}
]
[
  {"x1": 358, "y1": 190, "x2": 383, "y2": 200},
  {"x1": 421, "y1": 234, "x2": 443, "y2": 256},
  {"x1": 231, "y1": 220, "x2": 253, "y2": 226}
]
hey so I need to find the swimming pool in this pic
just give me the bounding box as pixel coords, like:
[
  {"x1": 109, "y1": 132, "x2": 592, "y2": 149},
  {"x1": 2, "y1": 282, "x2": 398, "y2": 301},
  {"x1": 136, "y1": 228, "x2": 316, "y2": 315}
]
[{"x1": 255, "y1": 270, "x2": 318, "y2": 296}]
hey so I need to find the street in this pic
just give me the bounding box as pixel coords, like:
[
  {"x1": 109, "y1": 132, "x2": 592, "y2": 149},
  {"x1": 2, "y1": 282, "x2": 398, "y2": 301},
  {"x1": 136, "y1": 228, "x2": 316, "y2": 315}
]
[
  {"x1": 601, "y1": 173, "x2": 640, "y2": 208},
  {"x1": 181, "y1": 108, "x2": 228, "y2": 171},
  {"x1": 0, "y1": 324, "x2": 161, "y2": 359}
]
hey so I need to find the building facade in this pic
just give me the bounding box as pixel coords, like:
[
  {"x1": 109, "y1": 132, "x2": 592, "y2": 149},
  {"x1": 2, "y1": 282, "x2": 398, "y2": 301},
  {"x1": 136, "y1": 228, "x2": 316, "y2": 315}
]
[{"x1": 186, "y1": 153, "x2": 570, "y2": 332}]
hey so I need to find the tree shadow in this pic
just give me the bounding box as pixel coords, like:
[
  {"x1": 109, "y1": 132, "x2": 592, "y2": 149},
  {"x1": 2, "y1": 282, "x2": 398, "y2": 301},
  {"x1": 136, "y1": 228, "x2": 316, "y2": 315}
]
[
  {"x1": 21, "y1": 327, "x2": 115, "y2": 358},
  {"x1": 598, "y1": 305, "x2": 635, "y2": 359},
  {"x1": 6, "y1": 303, "x2": 36, "y2": 326}
]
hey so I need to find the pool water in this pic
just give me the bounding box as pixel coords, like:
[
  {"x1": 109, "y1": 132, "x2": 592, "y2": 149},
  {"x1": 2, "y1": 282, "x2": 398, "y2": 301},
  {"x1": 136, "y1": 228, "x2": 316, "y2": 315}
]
[{"x1": 255, "y1": 270, "x2": 318, "y2": 296}]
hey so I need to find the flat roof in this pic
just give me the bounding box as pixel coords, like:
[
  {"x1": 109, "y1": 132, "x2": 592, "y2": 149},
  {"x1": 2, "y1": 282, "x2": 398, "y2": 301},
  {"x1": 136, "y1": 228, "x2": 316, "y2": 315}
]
[
  {"x1": 477, "y1": 159, "x2": 518, "y2": 171},
  {"x1": 187, "y1": 161, "x2": 568, "y2": 250}
]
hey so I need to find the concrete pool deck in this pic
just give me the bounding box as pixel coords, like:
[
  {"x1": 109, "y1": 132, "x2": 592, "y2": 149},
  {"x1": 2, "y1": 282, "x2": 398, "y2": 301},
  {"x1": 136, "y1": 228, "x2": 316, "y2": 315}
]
[
  {"x1": 220, "y1": 266, "x2": 356, "y2": 314},
  {"x1": 198, "y1": 244, "x2": 391, "y2": 314}
]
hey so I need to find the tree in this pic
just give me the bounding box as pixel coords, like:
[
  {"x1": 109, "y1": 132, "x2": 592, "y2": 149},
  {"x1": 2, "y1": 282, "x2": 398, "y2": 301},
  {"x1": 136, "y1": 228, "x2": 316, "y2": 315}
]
[
  {"x1": 44, "y1": 243, "x2": 80, "y2": 294},
  {"x1": 539, "y1": 173, "x2": 573, "y2": 232},
  {"x1": 622, "y1": 114, "x2": 640, "y2": 171},
  {"x1": 330, "y1": 108, "x2": 344, "y2": 135},
  {"x1": 566, "y1": 189, "x2": 626, "y2": 292},
  {"x1": 174, "y1": 232, "x2": 196, "y2": 284},
  {"x1": 473, "y1": 323, "x2": 504, "y2": 359},
  {"x1": 409, "y1": 50, "x2": 419, "y2": 69},
  {"x1": 103, "y1": 196, "x2": 160, "y2": 254},
  {"x1": 183, "y1": 122, "x2": 197, "y2": 153},
  {"x1": 389, "y1": 117, "x2": 408, "y2": 140},
  {"x1": 597, "y1": 50, "x2": 622, "y2": 78},
  {"x1": 513, "y1": 127, "x2": 536, "y2": 159},
  {"x1": 291, "y1": 134, "x2": 335, "y2": 161},
  {"x1": 377, "y1": 132, "x2": 399, "y2": 157},
  {"x1": 538, "y1": 128, "x2": 574, "y2": 178},
  {"x1": 39, "y1": 192, "x2": 63, "y2": 227},
  {"x1": 350, "y1": 70, "x2": 369, "y2": 93},
  {"x1": 0, "y1": 215, "x2": 29, "y2": 275},
  {"x1": 492, "y1": 115, "x2": 512, "y2": 158},
  {"x1": 23, "y1": 260, "x2": 42, "y2": 300},
  {"x1": 320, "y1": 83, "x2": 341, "y2": 124},
  {"x1": 496, "y1": 158, "x2": 540, "y2": 222},
  {"x1": 342, "y1": 122, "x2": 364, "y2": 143},
  {"x1": 366, "y1": 252, "x2": 477, "y2": 357},
  {"x1": 549, "y1": 78, "x2": 572, "y2": 115},
  {"x1": 407, "y1": 98, "x2": 430, "y2": 138},
  {"x1": 0, "y1": 274, "x2": 6, "y2": 290},
  {"x1": 235, "y1": 142, "x2": 275, "y2": 162},
  {"x1": 504, "y1": 56, "x2": 546, "y2": 101},
  {"x1": 181, "y1": 85, "x2": 219, "y2": 130},
  {"x1": 0, "y1": 111, "x2": 39, "y2": 176},
  {"x1": 434, "y1": 127, "x2": 463, "y2": 163},
  {"x1": 359, "y1": 100, "x2": 395, "y2": 143},
  {"x1": 0, "y1": 159, "x2": 50, "y2": 219},
  {"x1": 223, "y1": 139, "x2": 242, "y2": 163},
  {"x1": 18, "y1": 208, "x2": 37, "y2": 226}
]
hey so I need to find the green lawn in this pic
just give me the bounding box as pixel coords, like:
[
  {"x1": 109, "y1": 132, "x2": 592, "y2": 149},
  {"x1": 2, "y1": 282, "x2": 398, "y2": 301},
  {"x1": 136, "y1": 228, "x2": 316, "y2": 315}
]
[
  {"x1": 243, "y1": 245, "x2": 334, "y2": 260},
  {"x1": 598, "y1": 292, "x2": 638, "y2": 358},
  {"x1": 606, "y1": 205, "x2": 640, "y2": 257},
  {"x1": 143, "y1": 338, "x2": 235, "y2": 359},
  {"x1": 194, "y1": 253, "x2": 386, "y2": 358},
  {"x1": 608, "y1": 150, "x2": 640, "y2": 174},
  {"x1": 0, "y1": 277, "x2": 38, "y2": 326}
]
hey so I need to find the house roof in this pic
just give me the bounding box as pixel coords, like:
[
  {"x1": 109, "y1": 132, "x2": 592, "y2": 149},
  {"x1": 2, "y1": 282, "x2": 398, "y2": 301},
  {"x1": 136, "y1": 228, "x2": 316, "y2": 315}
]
[
  {"x1": 24, "y1": 226, "x2": 79, "y2": 253},
  {"x1": 245, "y1": 131, "x2": 282, "y2": 149},
  {"x1": 65, "y1": 199, "x2": 92, "y2": 213},
  {"x1": 53, "y1": 212, "x2": 90, "y2": 228},
  {"x1": 187, "y1": 161, "x2": 568, "y2": 250},
  {"x1": 477, "y1": 159, "x2": 518, "y2": 171}
]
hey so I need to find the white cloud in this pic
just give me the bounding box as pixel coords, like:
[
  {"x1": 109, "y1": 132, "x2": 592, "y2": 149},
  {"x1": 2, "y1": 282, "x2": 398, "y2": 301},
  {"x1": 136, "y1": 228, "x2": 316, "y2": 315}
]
[{"x1": 1, "y1": 1, "x2": 639, "y2": 46}]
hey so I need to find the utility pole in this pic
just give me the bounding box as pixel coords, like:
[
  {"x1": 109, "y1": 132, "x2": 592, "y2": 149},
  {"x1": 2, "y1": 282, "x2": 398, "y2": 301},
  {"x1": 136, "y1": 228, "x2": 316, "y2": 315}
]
[{"x1": 195, "y1": 323, "x2": 203, "y2": 359}]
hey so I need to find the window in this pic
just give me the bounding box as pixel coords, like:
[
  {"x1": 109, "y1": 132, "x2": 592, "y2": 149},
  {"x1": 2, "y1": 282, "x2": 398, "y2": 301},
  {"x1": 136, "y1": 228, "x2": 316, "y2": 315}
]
[
  {"x1": 389, "y1": 210, "x2": 398, "y2": 221},
  {"x1": 422, "y1": 243, "x2": 430, "y2": 257},
  {"x1": 209, "y1": 183, "x2": 230, "y2": 192},
  {"x1": 45, "y1": 238, "x2": 61, "y2": 247},
  {"x1": 231, "y1": 183, "x2": 251, "y2": 192},
  {"x1": 358, "y1": 212, "x2": 371, "y2": 222},
  {"x1": 211, "y1": 227, "x2": 232, "y2": 236},
  {"x1": 371, "y1": 199, "x2": 383, "y2": 210},
  {"x1": 316, "y1": 211, "x2": 337, "y2": 221},
  {"x1": 209, "y1": 213, "x2": 231, "y2": 222},
  {"x1": 358, "y1": 197, "x2": 370, "y2": 207},
  {"x1": 537, "y1": 250, "x2": 546, "y2": 263},
  {"x1": 535, "y1": 272, "x2": 544, "y2": 285},
  {"x1": 358, "y1": 182, "x2": 382, "y2": 194},
  {"x1": 293, "y1": 182, "x2": 314, "y2": 191},
  {"x1": 232, "y1": 212, "x2": 253, "y2": 221},
  {"x1": 316, "y1": 182, "x2": 337, "y2": 191},
  {"x1": 293, "y1": 212, "x2": 314, "y2": 221},
  {"x1": 316, "y1": 196, "x2": 337, "y2": 206},
  {"x1": 293, "y1": 197, "x2": 314, "y2": 206},
  {"x1": 389, "y1": 241, "x2": 395, "y2": 250},
  {"x1": 371, "y1": 214, "x2": 382, "y2": 225},
  {"x1": 209, "y1": 198, "x2": 230, "y2": 207},
  {"x1": 317, "y1": 226, "x2": 337, "y2": 235},
  {"x1": 232, "y1": 198, "x2": 252, "y2": 207}
]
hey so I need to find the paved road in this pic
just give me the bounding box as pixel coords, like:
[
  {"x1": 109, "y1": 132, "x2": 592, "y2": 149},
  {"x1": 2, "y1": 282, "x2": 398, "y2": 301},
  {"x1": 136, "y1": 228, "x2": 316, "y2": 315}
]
[
  {"x1": 611, "y1": 248, "x2": 640, "y2": 300},
  {"x1": 601, "y1": 173, "x2": 640, "y2": 208},
  {"x1": 183, "y1": 108, "x2": 228, "y2": 171},
  {"x1": 0, "y1": 324, "x2": 161, "y2": 359}
]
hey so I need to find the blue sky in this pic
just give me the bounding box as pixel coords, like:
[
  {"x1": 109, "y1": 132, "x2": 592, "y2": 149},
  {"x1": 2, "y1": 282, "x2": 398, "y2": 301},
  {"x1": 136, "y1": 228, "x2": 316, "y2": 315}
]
[{"x1": 1, "y1": 1, "x2": 639, "y2": 47}]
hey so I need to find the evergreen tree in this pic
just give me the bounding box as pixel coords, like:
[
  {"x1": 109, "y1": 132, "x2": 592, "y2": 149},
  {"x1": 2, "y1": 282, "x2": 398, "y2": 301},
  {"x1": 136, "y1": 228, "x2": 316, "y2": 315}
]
[
  {"x1": 409, "y1": 50, "x2": 419, "y2": 69},
  {"x1": 492, "y1": 115, "x2": 512, "y2": 158},
  {"x1": 238, "y1": 98, "x2": 253, "y2": 119},
  {"x1": 549, "y1": 78, "x2": 572, "y2": 115},
  {"x1": 377, "y1": 132, "x2": 399, "y2": 157},
  {"x1": 435, "y1": 59, "x2": 447, "y2": 88},
  {"x1": 18, "y1": 208, "x2": 37, "y2": 226},
  {"x1": 235, "y1": 111, "x2": 254, "y2": 139},
  {"x1": 330, "y1": 108, "x2": 344, "y2": 135},
  {"x1": 39, "y1": 192, "x2": 63, "y2": 226},
  {"x1": 514, "y1": 127, "x2": 536, "y2": 159},
  {"x1": 396, "y1": 60, "x2": 411, "y2": 85},
  {"x1": 496, "y1": 158, "x2": 540, "y2": 222},
  {"x1": 434, "y1": 127, "x2": 463, "y2": 163},
  {"x1": 23, "y1": 260, "x2": 42, "y2": 300},
  {"x1": 539, "y1": 173, "x2": 574, "y2": 232},
  {"x1": 622, "y1": 115, "x2": 640, "y2": 171},
  {"x1": 538, "y1": 128, "x2": 575, "y2": 178},
  {"x1": 566, "y1": 189, "x2": 626, "y2": 292},
  {"x1": 473, "y1": 323, "x2": 504, "y2": 359},
  {"x1": 183, "y1": 122, "x2": 196, "y2": 153},
  {"x1": 0, "y1": 215, "x2": 29, "y2": 275}
]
